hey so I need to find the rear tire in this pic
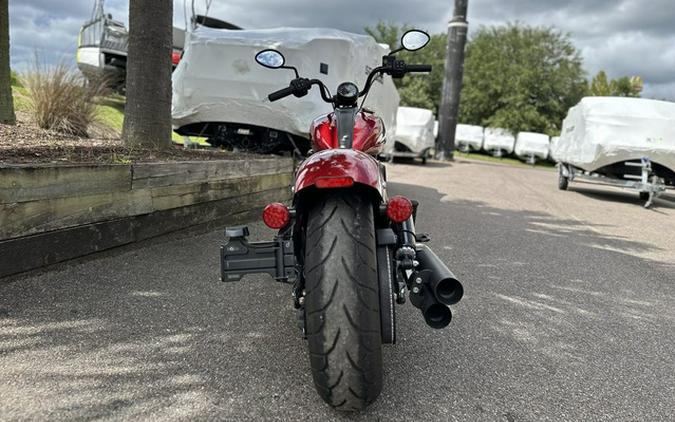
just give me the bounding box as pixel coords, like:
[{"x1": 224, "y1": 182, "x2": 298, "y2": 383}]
[{"x1": 304, "y1": 191, "x2": 383, "y2": 411}]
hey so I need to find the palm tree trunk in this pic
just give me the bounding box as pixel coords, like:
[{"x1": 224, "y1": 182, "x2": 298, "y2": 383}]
[
  {"x1": 0, "y1": 0, "x2": 16, "y2": 125},
  {"x1": 122, "y1": 0, "x2": 173, "y2": 148}
]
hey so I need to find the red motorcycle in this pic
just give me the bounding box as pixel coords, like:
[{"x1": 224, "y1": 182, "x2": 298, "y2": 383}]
[{"x1": 220, "y1": 30, "x2": 463, "y2": 411}]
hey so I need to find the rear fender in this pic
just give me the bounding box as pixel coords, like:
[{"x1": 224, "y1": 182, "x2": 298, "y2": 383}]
[{"x1": 295, "y1": 149, "x2": 385, "y2": 198}]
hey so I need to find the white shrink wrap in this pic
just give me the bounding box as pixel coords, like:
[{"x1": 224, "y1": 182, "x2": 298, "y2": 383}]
[
  {"x1": 394, "y1": 107, "x2": 436, "y2": 153},
  {"x1": 549, "y1": 136, "x2": 561, "y2": 161},
  {"x1": 554, "y1": 97, "x2": 675, "y2": 172},
  {"x1": 515, "y1": 132, "x2": 550, "y2": 160},
  {"x1": 456, "y1": 124, "x2": 484, "y2": 151},
  {"x1": 172, "y1": 26, "x2": 400, "y2": 140},
  {"x1": 483, "y1": 128, "x2": 515, "y2": 154}
]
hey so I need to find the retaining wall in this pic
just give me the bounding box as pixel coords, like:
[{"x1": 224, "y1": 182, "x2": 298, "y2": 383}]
[{"x1": 0, "y1": 158, "x2": 293, "y2": 278}]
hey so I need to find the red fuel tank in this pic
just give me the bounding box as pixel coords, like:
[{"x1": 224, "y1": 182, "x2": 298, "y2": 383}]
[{"x1": 309, "y1": 110, "x2": 386, "y2": 155}]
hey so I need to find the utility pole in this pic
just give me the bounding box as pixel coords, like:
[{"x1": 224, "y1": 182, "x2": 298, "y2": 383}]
[{"x1": 437, "y1": 0, "x2": 469, "y2": 160}]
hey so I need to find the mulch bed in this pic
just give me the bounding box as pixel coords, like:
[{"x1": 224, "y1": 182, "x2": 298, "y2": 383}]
[{"x1": 0, "y1": 116, "x2": 259, "y2": 165}]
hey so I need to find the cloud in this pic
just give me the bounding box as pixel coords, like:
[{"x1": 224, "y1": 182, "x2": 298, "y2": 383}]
[{"x1": 7, "y1": 0, "x2": 675, "y2": 99}]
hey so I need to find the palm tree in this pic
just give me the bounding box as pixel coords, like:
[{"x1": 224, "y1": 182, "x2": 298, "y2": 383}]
[
  {"x1": 0, "y1": 0, "x2": 16, "y2": 125},
  {"x1": 122, "y1": 0, "x2": 173, "y2": 148}
]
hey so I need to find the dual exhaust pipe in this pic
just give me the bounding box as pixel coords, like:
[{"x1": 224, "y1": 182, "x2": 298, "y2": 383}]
[{"x1": 409, "y1": 245, "x2": 464, "y2": 329}]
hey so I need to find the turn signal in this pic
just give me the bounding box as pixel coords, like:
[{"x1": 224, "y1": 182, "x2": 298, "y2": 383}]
[
  {"x1": 315, "y1": 176, "x2": 354, "y2": 189},
  {"x1": 387, "y1": 196, "x2": 413, "y2": 223},
  {"x1": 262, "y1": 203, "x2": 290, "y2": 229}
]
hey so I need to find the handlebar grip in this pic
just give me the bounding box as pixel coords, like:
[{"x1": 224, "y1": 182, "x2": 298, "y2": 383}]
[
  {"x1": 405, "y1": 64, "x2": 432, "y2": 73},
  {"x1": 268, "y1": 85, "x2": 295, "y2": 102}
]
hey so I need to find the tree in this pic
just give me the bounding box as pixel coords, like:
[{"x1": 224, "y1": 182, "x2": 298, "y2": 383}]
[
  {"x1": 459, "y1": 24, "x2": 587, "y2": 136},
  {"x1": 365, "y1": 22, "x2": 446, "y2": 113},
  {"x1": 589, "y1": 71, "x2": 642, "y2": 97},
  {"x1": 0, "y1": 0, "x2": 16, "y2": 125},
  {"x1": 122, "y1": 0, "x2": 173, "y2": 148}
]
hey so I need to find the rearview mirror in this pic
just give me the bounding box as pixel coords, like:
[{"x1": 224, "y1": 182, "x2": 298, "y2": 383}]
[
  {"x1": 401, "y1": 30, "x2": 430, "y2": 51},
  {"x1": 255, "y1": 49, "x2": 285, "y2": 69}
]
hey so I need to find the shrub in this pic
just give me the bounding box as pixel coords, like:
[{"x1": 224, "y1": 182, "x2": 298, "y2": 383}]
[{"x1": 24, "y1": 61, "x2": 108, "y2": 137}]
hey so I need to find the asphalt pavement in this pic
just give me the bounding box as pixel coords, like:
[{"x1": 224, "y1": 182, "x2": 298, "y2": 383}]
[{"x1": 1, "y1": 158, "x2": 674, "y2": 421}]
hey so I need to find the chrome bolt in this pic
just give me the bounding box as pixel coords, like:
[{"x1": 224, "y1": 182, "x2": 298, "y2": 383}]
[
  {"x1": 412, "y1": 286, "x2": 421, "y2": 294},
  {"x1": 415, "y1": 277, "x2": 423, "y2": 285},
  {"x1": 299, "y1": 296, "x2": 305, "y2": 305}
]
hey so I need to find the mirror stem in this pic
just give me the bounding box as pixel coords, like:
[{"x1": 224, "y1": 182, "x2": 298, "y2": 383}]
[{"x1": 281, "y1": 66, "x2": 300, "y2": 78}]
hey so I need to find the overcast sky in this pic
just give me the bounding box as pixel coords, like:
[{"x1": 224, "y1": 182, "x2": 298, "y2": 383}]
[{"x1": 9, "y1": 0, "x2": 675, "y2": 99}]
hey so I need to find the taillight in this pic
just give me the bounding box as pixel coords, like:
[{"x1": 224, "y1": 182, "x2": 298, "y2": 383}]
[
  {"x1": 262, "y1": 203, "x2": 290, "y2": 229},
  {"x1": 315, "y1": 176, "x2": 354, "y2": 189},
  {"x1": 386, "y1": 196, "x2": 413, "y2": 223}
]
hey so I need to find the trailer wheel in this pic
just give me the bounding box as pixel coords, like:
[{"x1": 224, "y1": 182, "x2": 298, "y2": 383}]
[{"x1": 558, "y1": 167, "x2": 569, "y2": 191}]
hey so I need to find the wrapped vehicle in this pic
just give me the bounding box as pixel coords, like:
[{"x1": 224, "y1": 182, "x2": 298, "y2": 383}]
[
  {"x1": 386, "y1": 106, "x2": 435, "y2": 163},
  {"x1": 172, "y1": 26, "x2": 400, "y2": 154},
  {"x1": 483, "y1": 128, "x2": 515, "y2": 157},
  {"x1": 549, "y1": 136, "x2": 561, "y2": 162},
  {"x1": 514, "y1": 132, "x2": 550, "y2": 164},
  {"x1": 555, "y1": 97, "x2": 675, "y2": 207},
  {"x1": 455, "y1": 124, "x2": 484, "y2": 152}
]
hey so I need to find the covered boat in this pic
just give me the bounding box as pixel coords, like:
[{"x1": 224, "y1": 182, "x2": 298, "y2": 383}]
[
  {"x1": 172, "y1": 26, "x2": 400, "y2": 154},
  {"x1": 515, "y1": 132, "x2": 550, "y2": 163},
  {"x1": 483, "y1": 128, "x2": 515, "y2": 157},
  {"x1": 390, "y1": 107, "x2": 435, "y2": 161},
  {"x1": 77, "y1": 1, "x2": 239, "y2": 93},
  {"x1": 554, "y1": 97, "x2": 675, "y2": 185},
  {"x1": 455, "y1": 124, "x2": 484, "y2": 152}
]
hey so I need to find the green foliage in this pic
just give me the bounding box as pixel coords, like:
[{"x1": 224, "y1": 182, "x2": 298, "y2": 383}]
[
  {"x1": 365, "y1": 22, "x2": 446, "y2": 113},
  {"x1": 589, "y1": 71, "x2": 642, "y2": 97},
  {"x1": 10, "y1": 70, "x2": 22, "y2": 87},
  {"x1": 459, "y1": 24, "x2": 587, "y2": 136}
]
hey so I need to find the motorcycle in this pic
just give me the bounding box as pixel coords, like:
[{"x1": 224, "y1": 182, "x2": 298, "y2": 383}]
[{"x1": 219, "y1": 29, "x2": 464, "y2": 411}]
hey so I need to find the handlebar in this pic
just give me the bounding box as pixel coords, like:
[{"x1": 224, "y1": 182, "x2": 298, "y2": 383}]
[
  {"x1": 268, "y1": 86, "x2": 296, "y2": 102},
  {"x1": 268, "y1": 78, "x2": 334, "y2": 103},
  {"x1": 267, "y1": 62, "x2": 432, "y2": 103},
  {"x1": 405, "y1": 64, "x2": 432, "y2": 73}
]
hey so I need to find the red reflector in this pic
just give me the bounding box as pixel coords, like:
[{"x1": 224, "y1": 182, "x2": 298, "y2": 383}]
[
  {"x1": 262, "y1": 203, "x2": 290, "y2": 229},
  {"x1": 387, "y1": 196, "x2": 413, "y2": 223},
  {"x1": 171, "y1": 51, "x2": 181, "y2": 66},
  {"x1": 315, "y1": 176, "x2": 354, "y2": 189}
]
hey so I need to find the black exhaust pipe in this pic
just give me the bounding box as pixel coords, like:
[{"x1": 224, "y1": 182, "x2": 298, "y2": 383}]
[
  {"x1": 409, "y1": 284, "x2": 452, "y2": 329},
  {"x1": 415, "y1": 245, "x2": 464, "y2": 306}
]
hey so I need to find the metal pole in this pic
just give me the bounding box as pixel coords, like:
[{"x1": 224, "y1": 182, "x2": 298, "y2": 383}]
[{"x1": 437, "y1": 0, "x2": 469, "y2": 160}]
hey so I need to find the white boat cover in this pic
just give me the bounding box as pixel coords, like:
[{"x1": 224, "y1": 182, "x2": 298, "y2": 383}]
[
  {"x1": 456, "y1": 124, "x2": 484, "y2": 150},
  {"x1": 515, "y1": 132, "x2": 550, "y2": 160},
  {"x1": 554, "y1": 97, "x2": 675, "y2": 172},
  {"x1": 549, "y1": 136, "x2": 561, "y2": 161},
  {"x1": 172, "y1": 26, "x2": 400, "y2": 140},
  {"x1": 394, "y1": 107, "x2": 435, "y2": 153},
  {"x1": 483, "y1": 128, "x2": 515, "y2": 154}
]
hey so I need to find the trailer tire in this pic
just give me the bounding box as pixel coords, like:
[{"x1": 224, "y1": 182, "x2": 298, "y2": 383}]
[{"x1": 558, "y1": 167, "x2": 569, "y2": 191}]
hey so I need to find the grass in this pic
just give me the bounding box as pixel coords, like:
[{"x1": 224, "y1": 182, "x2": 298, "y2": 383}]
[
  {"x1": 23, "y1": 62, "x2": 108, "y2": 136},
  {"x1": 456, "y1": 150, "x2": 556, "y2": 170},
  {"x1": 12, "y1": 73, "x2": 205, "y2": 145}
]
